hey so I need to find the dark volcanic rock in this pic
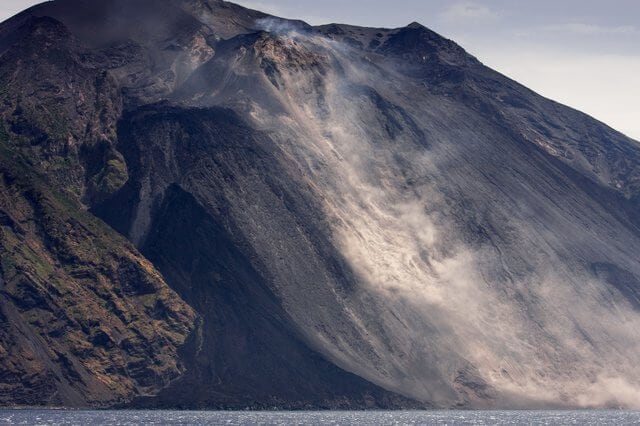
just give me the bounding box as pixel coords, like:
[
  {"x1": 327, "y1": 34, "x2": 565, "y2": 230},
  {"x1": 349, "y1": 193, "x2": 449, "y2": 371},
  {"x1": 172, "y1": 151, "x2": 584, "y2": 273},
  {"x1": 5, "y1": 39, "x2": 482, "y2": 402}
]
[
  {"x1": 1, "y1": 0, "x2": 640, "y2": 410},
  {"x1": 133, "y1": 183, "x2": 419, "y2": 409},
  {"x1": 94, "y1": 104, "x2": 420, "y2": 408}
]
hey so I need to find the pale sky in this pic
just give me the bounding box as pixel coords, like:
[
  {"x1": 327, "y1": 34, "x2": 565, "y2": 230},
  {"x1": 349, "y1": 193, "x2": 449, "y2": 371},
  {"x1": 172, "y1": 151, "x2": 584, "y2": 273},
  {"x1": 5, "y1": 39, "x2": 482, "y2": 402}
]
[{"x1": 2, "y1": 0, "x2": 638, "y2": 140}]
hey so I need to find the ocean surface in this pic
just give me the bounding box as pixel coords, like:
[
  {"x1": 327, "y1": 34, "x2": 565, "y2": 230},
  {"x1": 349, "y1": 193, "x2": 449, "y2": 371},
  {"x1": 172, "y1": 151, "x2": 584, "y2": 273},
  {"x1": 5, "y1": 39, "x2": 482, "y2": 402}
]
[{"x1": 1, "y1": 410, "x2": 640, "y2": 425}]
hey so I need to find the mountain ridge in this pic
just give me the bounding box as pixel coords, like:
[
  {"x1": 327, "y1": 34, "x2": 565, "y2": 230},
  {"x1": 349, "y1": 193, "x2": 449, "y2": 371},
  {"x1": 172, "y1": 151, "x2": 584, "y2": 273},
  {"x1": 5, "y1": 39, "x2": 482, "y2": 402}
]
[{"x1": 1, "y1": 0, "x2": 640, "y2": 409}]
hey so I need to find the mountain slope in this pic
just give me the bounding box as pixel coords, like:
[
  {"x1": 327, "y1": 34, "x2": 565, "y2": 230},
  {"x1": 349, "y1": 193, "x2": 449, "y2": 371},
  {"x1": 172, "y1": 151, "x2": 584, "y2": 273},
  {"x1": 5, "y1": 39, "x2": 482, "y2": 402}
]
[
  {"x1": 0, "y1": 138, "x2": 196, "y2": 407},
  {"x1": 1, "y1": 0, "x2": 640, "y2": 409}
]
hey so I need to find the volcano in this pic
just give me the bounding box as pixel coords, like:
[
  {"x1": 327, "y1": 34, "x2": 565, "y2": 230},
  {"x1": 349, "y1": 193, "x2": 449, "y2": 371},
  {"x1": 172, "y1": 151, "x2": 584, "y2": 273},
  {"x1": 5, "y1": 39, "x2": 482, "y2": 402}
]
[{"x1": 1, "y1": 0, "x2": 640, "y2": 409}]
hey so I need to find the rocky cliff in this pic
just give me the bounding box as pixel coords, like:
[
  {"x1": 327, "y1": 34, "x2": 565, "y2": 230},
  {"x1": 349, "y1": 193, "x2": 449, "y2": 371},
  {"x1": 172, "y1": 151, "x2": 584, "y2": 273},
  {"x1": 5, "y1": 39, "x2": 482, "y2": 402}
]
[{"x1": 1, "y1": 0, "x2": 640, "y2": 409}]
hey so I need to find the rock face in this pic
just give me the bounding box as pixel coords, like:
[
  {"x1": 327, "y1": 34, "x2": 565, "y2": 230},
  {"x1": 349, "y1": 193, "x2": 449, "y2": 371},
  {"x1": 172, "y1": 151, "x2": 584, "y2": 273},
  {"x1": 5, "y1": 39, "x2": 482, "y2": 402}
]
[
  {"x1": 1, "y1": 0, "x2": 640, "y2": 409},
  {"x1": 0, "y1": 133, "x2": 196, "y2": 407}
]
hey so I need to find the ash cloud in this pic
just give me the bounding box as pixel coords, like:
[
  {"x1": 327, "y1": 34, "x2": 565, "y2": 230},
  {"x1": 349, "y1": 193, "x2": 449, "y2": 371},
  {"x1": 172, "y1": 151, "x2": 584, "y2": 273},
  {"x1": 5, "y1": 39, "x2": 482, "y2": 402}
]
[
  {"x1": 255, "y1": 16, "x2": 311, "y2": 35},
  {"x1": 208, "y1": 22, "x2": 640, "y2": 408}
]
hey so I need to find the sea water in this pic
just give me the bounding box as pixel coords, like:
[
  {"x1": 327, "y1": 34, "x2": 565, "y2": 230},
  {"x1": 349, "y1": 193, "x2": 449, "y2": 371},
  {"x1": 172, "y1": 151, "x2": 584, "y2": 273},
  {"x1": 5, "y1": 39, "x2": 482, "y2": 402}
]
[{"x1": 1, "y1": 409, "x2": 639, "y2": 425}]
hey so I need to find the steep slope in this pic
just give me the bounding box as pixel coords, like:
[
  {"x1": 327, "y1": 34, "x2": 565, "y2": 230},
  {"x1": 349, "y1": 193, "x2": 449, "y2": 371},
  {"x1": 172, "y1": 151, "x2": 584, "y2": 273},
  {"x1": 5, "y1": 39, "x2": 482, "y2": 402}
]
[
  {"x1": 0, "y1": 4, "x2": 422, "y2": 409},
  {"x1": 0, "y1": 138, "x2": 196, "y2": 406},
  {"x1": 171, "y1": 18, "x2": 640, "y2": 407},
  {"x1": 105, "y1": 106, "x2": 420, "y2": 409},
  {"x1": 1, "y1": 0, "x2": 640, "y2": 409},
  {"x1": 0, "y1": 8, "x2": 198, "y2": 408}
]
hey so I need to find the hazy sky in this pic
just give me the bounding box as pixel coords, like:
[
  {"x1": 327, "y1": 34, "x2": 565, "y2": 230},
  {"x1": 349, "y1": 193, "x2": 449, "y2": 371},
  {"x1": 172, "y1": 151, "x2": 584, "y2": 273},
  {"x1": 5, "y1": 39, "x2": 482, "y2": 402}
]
[{"x1": 2, "y1": 0, "x2": 638, "y2": 139}]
